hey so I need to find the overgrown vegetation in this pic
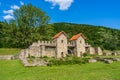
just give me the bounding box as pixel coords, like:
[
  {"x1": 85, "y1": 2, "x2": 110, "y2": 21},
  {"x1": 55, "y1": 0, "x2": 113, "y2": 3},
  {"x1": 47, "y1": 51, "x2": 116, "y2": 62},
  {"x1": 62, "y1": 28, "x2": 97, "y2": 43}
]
[{"x1": 47, "y1": 56, "x2": 88, "y2": 66}]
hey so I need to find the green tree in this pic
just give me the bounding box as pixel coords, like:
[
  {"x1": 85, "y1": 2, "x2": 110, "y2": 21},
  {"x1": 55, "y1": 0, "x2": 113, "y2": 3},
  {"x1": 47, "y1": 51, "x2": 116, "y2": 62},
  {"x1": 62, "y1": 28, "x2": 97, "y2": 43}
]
[
  {"x1": 8, "y1": 4, "x2": 50, "y2": 48},
  {"x1": 43, "y1": 24, "x2": 54, "y2": 40},
  {"x1": 13, "y1": 4, "x2": 50, "y2": 28},
  {"x1": 0, "y1": 4, "x2": 51, "y2": 48},
  {"x1": 0, "y1": 22, "x2": 3, "y2": 47}
]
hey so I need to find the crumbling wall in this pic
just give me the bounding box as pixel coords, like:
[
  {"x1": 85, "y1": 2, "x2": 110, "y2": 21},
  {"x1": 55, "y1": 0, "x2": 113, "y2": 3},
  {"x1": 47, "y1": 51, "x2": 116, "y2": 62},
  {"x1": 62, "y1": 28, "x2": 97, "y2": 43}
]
[
  {"x1": 96, "y1": 47, "x2": 103, "y2": 55},
  {"x1": 44, "y1": 46, "x2": 56, "y2": 57},
  {"x1": 88, "y1": 47, "x2": 96, "y2": 54}
]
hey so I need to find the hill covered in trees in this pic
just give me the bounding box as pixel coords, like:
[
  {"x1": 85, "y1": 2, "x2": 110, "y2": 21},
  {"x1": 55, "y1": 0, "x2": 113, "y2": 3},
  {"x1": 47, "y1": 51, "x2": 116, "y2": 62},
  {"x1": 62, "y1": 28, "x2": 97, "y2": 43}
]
[
  {"x1": 0, "y1": 4, "x2": 120, "y2": 51},
  {"x1": 53, "y1": 23, "x2": 120, "y2": 50},
  {"x1": 0, "y1": 22, "x2": 120, "y2": 50}
]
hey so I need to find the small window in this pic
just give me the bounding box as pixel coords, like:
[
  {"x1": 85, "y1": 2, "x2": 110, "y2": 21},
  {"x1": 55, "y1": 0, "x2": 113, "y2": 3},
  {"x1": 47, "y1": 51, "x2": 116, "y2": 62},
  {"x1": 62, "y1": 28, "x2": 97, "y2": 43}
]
[
  {"x1": 61, "y1": 40, "x2": 63, "y2": 43},
  {"x1": 80, "y1": 40, "x2": 82, "y2": 43}
]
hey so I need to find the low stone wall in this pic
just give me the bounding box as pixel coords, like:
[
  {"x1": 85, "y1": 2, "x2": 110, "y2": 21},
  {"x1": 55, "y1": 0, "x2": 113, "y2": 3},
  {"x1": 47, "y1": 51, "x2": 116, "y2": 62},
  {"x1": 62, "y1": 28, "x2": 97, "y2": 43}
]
[{"x1": 0, "y1": 55, "x2": 14, "y2": 60}]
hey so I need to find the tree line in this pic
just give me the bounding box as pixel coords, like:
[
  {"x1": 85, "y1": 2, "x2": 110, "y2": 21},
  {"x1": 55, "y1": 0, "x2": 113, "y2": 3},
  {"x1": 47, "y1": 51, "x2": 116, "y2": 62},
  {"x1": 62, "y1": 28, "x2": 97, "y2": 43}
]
[
  {"x1": 0, "y1": 4, "x2": 120, "y2": 50},
  {"x1": 53, "y1": 23, "x2": 120, "y2": 50}
]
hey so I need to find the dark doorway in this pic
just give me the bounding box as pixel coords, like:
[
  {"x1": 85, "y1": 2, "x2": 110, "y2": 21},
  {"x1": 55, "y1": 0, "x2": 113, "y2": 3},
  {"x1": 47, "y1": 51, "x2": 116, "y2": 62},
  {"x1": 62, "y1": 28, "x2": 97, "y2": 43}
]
[
  {"x1": 61, "y1": 52, "x2": 64, "y2": 57},
  {"x1": 68, "y1": 49, "x2": 72, "y2": 55}
]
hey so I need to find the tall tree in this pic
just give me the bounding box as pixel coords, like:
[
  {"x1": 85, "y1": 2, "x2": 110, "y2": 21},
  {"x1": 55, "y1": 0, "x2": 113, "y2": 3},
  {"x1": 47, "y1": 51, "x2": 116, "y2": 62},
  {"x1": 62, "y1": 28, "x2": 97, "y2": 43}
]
[
  {"x1": 0, "y1": 22, "x2": 3, "y2": 47},
  {"x1": 13, "y1": 4, "x2": 50, "y2": 28},
  {"x1": 6, "y1": 4, "x2": 51, "y2": 48},
  {"x1": 43, "y1": 24, "x2": 54, "y2": 40}
]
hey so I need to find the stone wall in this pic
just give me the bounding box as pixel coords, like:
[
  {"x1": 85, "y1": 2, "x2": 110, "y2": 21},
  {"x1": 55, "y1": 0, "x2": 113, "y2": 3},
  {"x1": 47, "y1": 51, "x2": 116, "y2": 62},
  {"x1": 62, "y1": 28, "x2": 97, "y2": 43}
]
[
  {"x1": 44, "y1": 46, "x2": 56, "y2": 57},
  {"x1": 29, "y1": 46, "x2": 41, "y2": 57},
  {"x1": 19, "y1": 49, "x2": 28, "y2": 59},
  {"x1": 86, "y1": 47, "x2": 103, "y2": 55},
  {"x1": 0, "y1": 55, "x2": 14, "y2": 60},
  {"x1": 87, "y1": 47, "x2": 96, "y2": 54},
  {"x1": 18, "y1": 33, "x2": 103, "y2": 59},
  {"x1": 96, "y1": 47, "x2": 103, "y2": 55}
]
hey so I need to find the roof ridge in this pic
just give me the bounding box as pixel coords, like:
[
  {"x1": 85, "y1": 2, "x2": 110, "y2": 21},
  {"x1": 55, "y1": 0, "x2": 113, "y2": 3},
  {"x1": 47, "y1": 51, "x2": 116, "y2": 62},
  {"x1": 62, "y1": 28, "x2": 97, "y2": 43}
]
[
  {"x1": 70, "y1": 33, "x2": 86, "y2": 41},
  {"x1": 52, "y1": 31, "x2": 67, "y2": 39}
]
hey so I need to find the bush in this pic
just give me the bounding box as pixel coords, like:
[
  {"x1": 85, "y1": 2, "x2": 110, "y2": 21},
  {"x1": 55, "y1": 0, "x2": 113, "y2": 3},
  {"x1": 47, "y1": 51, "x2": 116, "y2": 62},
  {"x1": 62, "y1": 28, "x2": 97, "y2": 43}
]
[
  {"x1": 83, "y1": 53, "x2": 98, "y2": 58},
  {"x1": 83, "y1": 53, "x2": 90, "y2": 57},
  {"x1": 47, "y1": 56, "x2": 88, "y2": 66}
]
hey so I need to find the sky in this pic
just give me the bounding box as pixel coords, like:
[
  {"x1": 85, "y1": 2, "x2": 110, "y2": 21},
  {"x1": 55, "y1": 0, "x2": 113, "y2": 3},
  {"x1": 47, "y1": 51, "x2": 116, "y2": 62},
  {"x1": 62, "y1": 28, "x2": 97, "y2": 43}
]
[{"x1": 0, "y1": 0, "x2": 120, "y2": 29}]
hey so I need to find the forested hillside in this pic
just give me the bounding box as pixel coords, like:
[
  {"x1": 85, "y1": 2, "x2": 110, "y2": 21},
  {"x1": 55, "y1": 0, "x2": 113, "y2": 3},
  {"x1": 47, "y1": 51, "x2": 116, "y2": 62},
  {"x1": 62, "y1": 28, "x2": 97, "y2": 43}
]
[
  {"x1": 0, "y1": 22, "x2": 120, "y2": 50},
  {"x1": 53, "y1": 23, "x2": 120, "y2": 50}
]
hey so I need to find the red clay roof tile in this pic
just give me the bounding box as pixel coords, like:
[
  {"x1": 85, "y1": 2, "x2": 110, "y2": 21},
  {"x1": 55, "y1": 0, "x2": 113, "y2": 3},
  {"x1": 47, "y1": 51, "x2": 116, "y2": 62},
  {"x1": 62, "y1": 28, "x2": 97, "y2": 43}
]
[
  {"x1": 70, "y1": 33, "x2": 86, "y2": 41},
  {"x1": 52, "y1": 31, "x2": 67, "y2": 39}
]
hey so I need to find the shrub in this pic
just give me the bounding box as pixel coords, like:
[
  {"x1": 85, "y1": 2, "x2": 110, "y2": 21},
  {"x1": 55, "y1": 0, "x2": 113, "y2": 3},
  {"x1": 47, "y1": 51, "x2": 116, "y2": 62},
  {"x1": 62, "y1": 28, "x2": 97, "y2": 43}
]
[
  {"x1": 47, "y1": 56, "x2": 88, "y2": 66},
  {"x1": 83, "y1": 53, "x2": 98, "y2": 58},
  {"x1": 83, "y1": 53, "x2": 90, "y2": 57}
]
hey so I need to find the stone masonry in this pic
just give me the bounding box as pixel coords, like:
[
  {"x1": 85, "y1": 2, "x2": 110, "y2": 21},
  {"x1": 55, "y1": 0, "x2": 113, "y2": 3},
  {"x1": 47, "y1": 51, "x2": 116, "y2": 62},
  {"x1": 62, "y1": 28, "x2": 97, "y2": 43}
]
[{"x1": 19, "y1": 31, "x2": 103, "y2": 60}]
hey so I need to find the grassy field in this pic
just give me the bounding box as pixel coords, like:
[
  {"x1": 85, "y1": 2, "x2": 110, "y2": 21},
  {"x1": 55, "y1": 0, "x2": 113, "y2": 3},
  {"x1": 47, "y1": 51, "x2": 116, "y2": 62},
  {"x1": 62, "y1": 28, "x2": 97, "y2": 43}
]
[
  {"x1": 0, "y1": 60, "x2": 120, "y2": 80},
  {"x1": 0, "y1": 48, "x2": 21, "y2": 55},
  {"x1": 103, "y1": 50, "x2": 120, "y2": 53}
]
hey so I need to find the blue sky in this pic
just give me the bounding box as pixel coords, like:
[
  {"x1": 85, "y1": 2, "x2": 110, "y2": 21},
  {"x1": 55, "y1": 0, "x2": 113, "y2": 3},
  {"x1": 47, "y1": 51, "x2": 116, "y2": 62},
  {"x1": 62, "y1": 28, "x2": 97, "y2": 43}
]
[{"x1": 0, "y1": 0, "x2": 120, "y2": 29}]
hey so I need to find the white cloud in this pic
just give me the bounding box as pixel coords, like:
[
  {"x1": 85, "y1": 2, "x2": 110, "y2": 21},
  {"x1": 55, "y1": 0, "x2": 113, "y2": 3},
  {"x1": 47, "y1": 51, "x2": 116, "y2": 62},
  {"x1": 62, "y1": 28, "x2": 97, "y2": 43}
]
[
  {"x1": 3, "y1": 4, "x2": 20, "y2": 20},
  {"x1": 3, "y1": 10, "x2": 14, "y2": 15},
  {"x1": 20, "y1": 1, "x2": 24, "y2": 5},
  {"x1": 45, "y1": 0, "x2": 74, "y2": 10},
  {"x1": 3, "y1": 15, "x2": 14, "y2": 20},
  {"x1": 11, "y1": 5, "x2": 20, "y2": 10}
]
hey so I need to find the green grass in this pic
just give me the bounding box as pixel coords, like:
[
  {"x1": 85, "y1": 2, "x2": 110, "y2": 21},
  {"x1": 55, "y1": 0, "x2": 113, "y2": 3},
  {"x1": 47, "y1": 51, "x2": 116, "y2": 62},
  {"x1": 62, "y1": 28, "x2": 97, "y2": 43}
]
[
  {"x1": 104, "y1": 50, "x2": 120, "y2": 53},
  {"x1": 0, "y1": 48, "x2": 21, "y2": 55},
  {"x1": 115, "y1": 50, "x2": 120, "y2": 52},
  {"x1": 97, "y1": 55, "x2": 120, "y2": 58},
  {"x1": 0, "y1": 60, "x2": 120, "y2": 80}
]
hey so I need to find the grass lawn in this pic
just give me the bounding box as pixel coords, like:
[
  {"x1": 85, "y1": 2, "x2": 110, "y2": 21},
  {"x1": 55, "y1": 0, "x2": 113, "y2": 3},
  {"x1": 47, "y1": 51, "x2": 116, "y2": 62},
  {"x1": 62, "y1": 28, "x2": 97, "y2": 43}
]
[
  {"x1": 0, "y1": 48, "x2": 21, "y2": 55},
  {"x1": 0, "y1": 60, "x2": 120, "y2": 80}
]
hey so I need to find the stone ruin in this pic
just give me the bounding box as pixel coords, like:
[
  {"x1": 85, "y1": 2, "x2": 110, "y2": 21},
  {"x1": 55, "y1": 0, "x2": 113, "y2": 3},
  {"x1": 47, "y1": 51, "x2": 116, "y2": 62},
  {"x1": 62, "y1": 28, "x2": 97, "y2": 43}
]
[
  {"x1": 19, "y1": 31, "x2": 103, "y2": 59},
  {"x1": 17, "y1": 31, "x2": 104, "y2": 66}
]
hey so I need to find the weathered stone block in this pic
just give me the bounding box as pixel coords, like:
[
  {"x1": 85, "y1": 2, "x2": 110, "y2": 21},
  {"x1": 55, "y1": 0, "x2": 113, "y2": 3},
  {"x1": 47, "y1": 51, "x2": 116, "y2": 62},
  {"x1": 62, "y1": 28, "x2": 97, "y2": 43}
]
[{"x1": 88, "y1": 59, "x2": 97, "y2": 63}]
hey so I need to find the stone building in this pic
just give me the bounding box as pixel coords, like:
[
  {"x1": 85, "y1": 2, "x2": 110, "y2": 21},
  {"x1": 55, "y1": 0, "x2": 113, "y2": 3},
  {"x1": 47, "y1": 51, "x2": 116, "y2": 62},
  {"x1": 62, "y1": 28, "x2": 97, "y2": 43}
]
[
  {"x1": 19, "y1": 31, "x2": 103, "y2": 59},
  {"x1": 69, "y1": 33, "x2": 86, "y2": 57}
]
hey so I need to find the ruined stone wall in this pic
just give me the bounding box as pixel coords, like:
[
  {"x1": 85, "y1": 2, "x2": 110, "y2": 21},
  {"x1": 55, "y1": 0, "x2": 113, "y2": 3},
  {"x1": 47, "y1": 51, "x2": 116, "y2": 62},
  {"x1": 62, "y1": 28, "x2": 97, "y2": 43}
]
[
  {"x1": 88, "y1": 47, "x2": 96, "y2": 54},
  {"x1": 19, "y1": 41, "x2": 56, "y2": 59},
  {"x1": 86, "y1": 47, "x2": 103, "y2": 55},
  {"x1": 28, "y1": 46, "x2": 41, "y2": 57},
  {"x1": 96, "y1": 47, "x2": 103, "y2": 55},
  {"x1": 0, "y1": 55, "x2": 14, "y2": 60},
  {"x1": 44, "y1": 46, "x2": 56, "y2": 57}
]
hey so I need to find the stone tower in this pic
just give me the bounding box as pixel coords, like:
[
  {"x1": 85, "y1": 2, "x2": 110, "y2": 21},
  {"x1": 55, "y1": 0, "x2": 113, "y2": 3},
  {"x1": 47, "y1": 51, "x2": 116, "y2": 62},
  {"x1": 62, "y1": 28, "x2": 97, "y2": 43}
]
[
  {"x1": 52, "y1": 31, "x2": 68, "y2": 58},
  {"x1": 70, "y1": 33, "x2": 86, "y2": 57}
]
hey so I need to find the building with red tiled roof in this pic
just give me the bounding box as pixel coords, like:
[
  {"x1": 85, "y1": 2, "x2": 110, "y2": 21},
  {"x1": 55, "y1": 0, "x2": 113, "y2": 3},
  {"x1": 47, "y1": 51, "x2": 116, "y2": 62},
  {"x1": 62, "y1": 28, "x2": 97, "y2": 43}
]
[
  {"x1": 52, "y1": 31, "x2": 67, "y2": 39},
  {"x1": 70, "y1": 33, "x2": 86, "y2": 41},
  {"x1": 69, "y1": 33, "x2": 86, "y2": 57},
  {"x1": 19, "y1": 31, "x2": 103, "y2": 62}
]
